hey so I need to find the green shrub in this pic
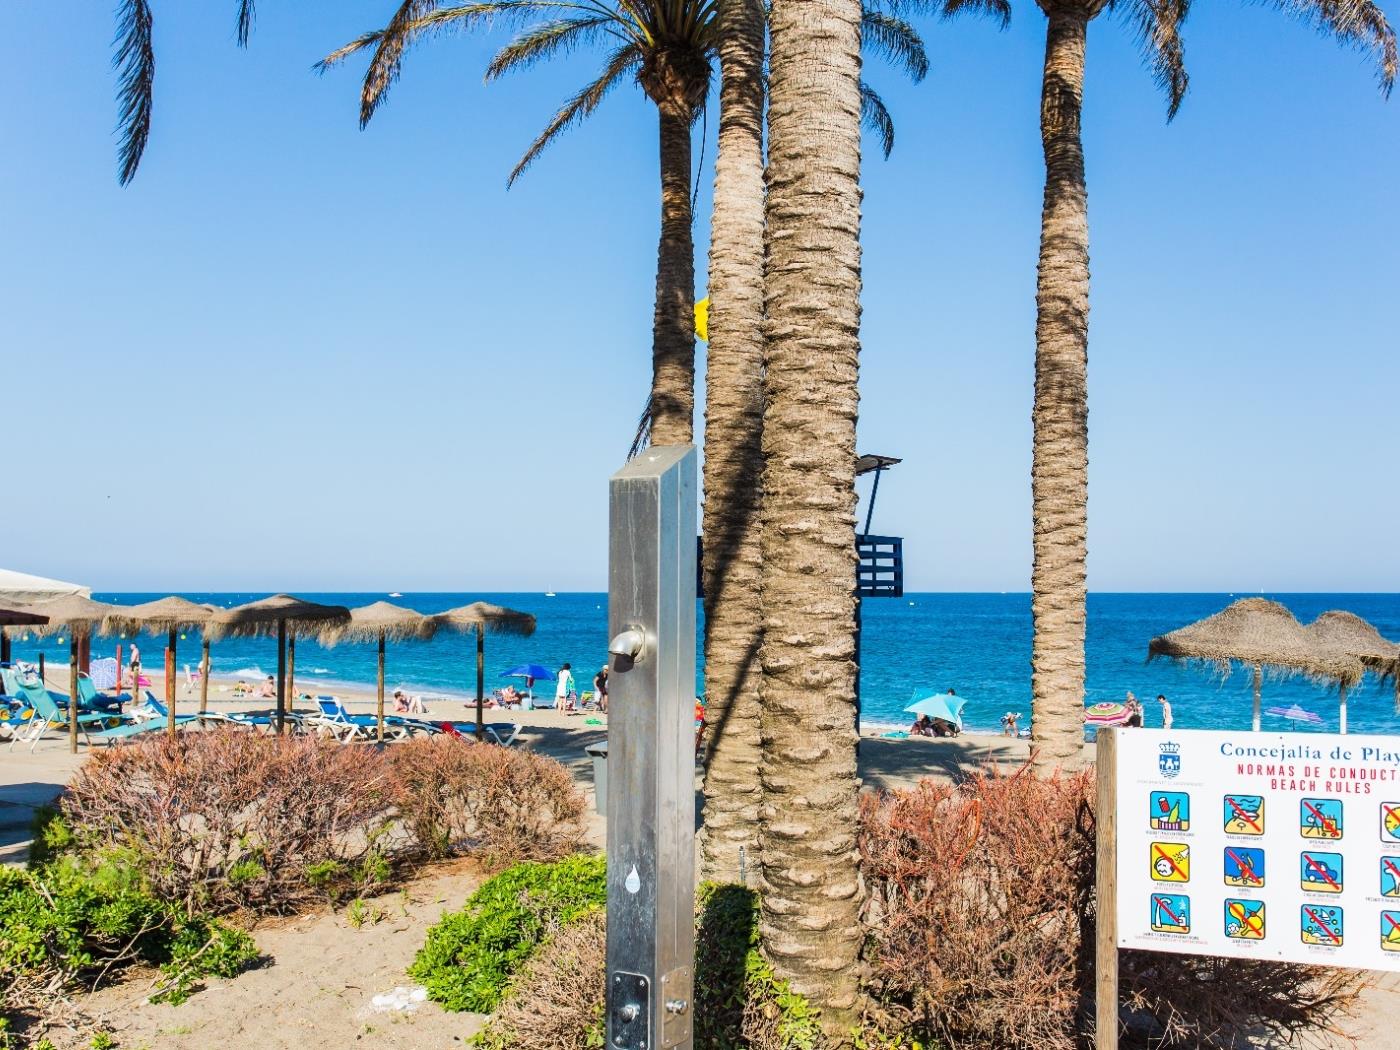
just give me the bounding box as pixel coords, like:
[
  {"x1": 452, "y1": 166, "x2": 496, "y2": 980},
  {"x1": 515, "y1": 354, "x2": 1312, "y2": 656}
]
[
  {"x1": 409, "y1": 853, "x2": 606, "y2": 1012},
  {"x1": 0, "y1": 855, "x2": 257, "y2": 1010},
  {"x1": 694, "y1": 884, "x2": 822, "y2": 1050}
]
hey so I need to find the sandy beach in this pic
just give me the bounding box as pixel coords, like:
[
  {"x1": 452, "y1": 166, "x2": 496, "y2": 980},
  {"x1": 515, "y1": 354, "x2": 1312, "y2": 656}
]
[{"x1": 2, "y1": 667, "x2": 1395, "y2": 1049}]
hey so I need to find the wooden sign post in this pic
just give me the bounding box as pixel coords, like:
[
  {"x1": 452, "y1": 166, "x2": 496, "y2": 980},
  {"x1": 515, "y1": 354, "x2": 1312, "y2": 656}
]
[{"x1": 1095, "y1": 727, "x2": 1119, "y2": 1050}]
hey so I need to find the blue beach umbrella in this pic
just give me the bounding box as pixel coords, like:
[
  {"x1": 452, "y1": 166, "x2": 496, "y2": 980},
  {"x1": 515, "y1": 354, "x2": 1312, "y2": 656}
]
[
  {"x1": 904, "y1": 690, "x2": 967, "y2": 727},
  {"x1": 502, "y1": 663, "x2": 556, "y2": 682}
]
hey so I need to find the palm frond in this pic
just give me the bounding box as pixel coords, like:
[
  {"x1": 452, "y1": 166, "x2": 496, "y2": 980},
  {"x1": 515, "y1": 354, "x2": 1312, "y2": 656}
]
[
  {"x1": 938, "y1": 0, "x2": 1011, "y2": 30},
  {"x1": 486, "y1": 16, "x2": 619, "y2": 81},
  {"x1": 862, "y1": 10, "x2": 929, "y2": 83},
  {"x1": 1114, "y1": 0, "x2": 1190, "y2": 118},
  {"x1": 860, "y1": 80, "x2": 896, "y2": 158},
  {"x1": 236, "y1": 0, "x2": 256, "y2": 46},
  {"x1": 315, "y1": 0, "x2": 441, "y2": 127},
  {"x1": 1261, "y1": 0, "x2": 1397, "y2": 96},
  {"x1": 114, "y1": 0, "x2": 155, "y2": 185},
  {"x1": 508, "y1": 43, "x2": 643, "y2": 184}
]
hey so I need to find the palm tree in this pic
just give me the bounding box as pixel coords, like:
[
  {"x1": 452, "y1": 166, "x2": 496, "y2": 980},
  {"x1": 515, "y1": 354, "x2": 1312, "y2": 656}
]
[
  {"x1": 1019, "y1": 0, "x2": 1394, "y2": 772},
  {"x1": 697, "y1": 0, "x2": 767, "y2": 886},
  {"x1": 321, "y1": 1, "x2": 925, "y2": 448},
  {"x1": 113, "y1": 1, "x2": 258, "y2": 184},
  {"x1": 756, "y1": 0, "x2": 865, "y2": 1032},
  {"x1": 697, "y1": 0, "x2": 997, "y2": 886}
]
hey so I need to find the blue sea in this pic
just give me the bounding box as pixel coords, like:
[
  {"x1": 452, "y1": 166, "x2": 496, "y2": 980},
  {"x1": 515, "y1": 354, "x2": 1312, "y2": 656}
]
[{"x1": 8, "y1": 592, "x2": 1399, "y2": 736}]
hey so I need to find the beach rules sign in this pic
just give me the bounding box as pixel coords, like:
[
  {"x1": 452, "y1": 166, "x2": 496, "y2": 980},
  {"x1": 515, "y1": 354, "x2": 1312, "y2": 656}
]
[{"x1": 1094, "y1": 728, "x2": 1400, "y2": 1050}]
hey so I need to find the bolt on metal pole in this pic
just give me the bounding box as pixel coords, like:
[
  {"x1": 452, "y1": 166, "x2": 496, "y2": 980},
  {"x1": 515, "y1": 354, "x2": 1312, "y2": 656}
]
[{"x1": 606, "y1": 445, "x2": 697, "y2": 1050}]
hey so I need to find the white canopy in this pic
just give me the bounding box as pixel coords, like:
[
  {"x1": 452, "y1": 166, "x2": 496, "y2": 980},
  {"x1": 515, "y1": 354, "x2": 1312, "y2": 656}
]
[{"x1": 0, "y1": 568, "x2": 91, "y2": 606}]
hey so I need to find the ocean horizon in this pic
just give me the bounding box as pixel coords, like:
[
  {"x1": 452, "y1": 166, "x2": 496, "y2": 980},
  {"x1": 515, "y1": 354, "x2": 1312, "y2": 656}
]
[{"x1": 7, "y1": 591, "x2": 1398, "y2": 737}]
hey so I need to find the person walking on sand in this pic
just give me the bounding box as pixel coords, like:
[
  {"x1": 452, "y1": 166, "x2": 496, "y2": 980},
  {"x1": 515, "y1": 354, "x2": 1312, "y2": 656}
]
[
  {"x1": 593, "y1": 666, "x2": 609, "y2": 713},
  {"x1": 1157, "y1": 693, "x2": 1173, "y2": 730},
  {"x1": 556, "y1": 663, "x2": 575, "y2": 711},
  {"x1": 128, "y1": 643, "x2": 141, "y2": 690}
]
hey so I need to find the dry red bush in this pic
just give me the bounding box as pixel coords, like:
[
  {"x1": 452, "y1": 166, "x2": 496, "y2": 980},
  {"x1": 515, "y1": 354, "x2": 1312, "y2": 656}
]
[
  {"x1": 62, "y1": 731, "x2": 394, "y2": 914},
  {"x1": 859, "y1": 767, "x2": 1362, "y2": 1050},
  {"x1": 387, "y1": 736, "x2": 586, "y2": 871}
]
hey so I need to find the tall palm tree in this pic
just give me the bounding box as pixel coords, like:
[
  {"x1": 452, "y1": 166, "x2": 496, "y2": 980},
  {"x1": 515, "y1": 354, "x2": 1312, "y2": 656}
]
[
  {"x1": 697, "y1": 0, "x2": 768, "y2": 886},
  {"x1": 697, "y1": 0, "x2": 1002, "y2": 886},
  {"x1": 321, "y1": 1, "x2": 925, "y2": 448},
  {"x1": 757, "y1": 0, "x2": 865, "y2": 1032},
  {"x1": 113, "y1": 1, "x2": 258, "y2": 184},
  {"x1": 1019, "y1": 0, "x2": 1394, "y2": 773}
]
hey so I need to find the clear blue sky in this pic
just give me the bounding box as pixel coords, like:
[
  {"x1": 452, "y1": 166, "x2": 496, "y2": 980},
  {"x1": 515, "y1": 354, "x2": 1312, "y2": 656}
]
[{"x1": 4, "y1": 1, "x2": 1397, "y2": 593}]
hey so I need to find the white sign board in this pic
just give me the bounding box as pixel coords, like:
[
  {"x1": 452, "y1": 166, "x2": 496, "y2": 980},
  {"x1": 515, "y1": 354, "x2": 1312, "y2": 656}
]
[{"x1": 1114, "y1": 728, "x2": 1400, "y2": 970}]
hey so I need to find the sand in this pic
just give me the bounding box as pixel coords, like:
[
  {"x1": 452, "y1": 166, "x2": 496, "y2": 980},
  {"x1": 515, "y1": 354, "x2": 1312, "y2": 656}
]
[{"x1": 2, "y1": 667, "x2": 1394, "y2": 1049}]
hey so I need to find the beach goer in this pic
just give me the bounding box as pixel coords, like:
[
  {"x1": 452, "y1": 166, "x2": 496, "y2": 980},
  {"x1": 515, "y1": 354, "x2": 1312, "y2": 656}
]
[
  {"x1": 393, "y1": 689, "x2": 427, "y2": 714},
  {"x1": 911, "y1": 714, "x2": 934, "y2": 737},
  {"x1": 128, "y1": 644, "x2": 141, "y2": 689},
  {"x1": 1126, "y1": 695, "x2": 1144, "y2": 728},
  {"x1": 931, "y1": 717, "x2": 959, "y2": 738},
  {"x1": 1000, "y1": 711, "x2": 1015, "y2": 737},
  {"x1": 557, "y1": 663, "x2": 575, "y2": 710},
  {"x1": 259, "y1": 675, "x2": 276, "y2": 698},
  {"x1": 1157, "y1": 693, "x2": 1173, "y2": 730},
  {"x1": 593, "y1": 667, "x2": 609, "y2": 713},
  {"x1": 499, "y1": 685, "x2": 521, "y2": 708}
]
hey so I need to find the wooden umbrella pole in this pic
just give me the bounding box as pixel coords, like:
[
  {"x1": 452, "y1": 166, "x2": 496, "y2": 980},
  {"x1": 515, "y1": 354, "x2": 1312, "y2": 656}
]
[
  {"x1": 287, "y1": 632, "x2": 297, "y2": 718},
  {"x1": 200, "y1": 640, "x2": 211, "y2": 715},
  {"x1": 377, "y1": 632, "x2": 386, "y2": 743},
  {"x1": 1339, "y1": 683, "x2": 1349, "y2": 736},
  {"x1": 276, "y1": 619, "x2": 287, "y2": 734},
  {"x1": 1251, "y1": 664, "x2": 1262, "y2": 732},
  {"x1": 69, "y1": 637, "x2": 80, "y2": 754},
  {"x1": 476, "y1": 624, "x2": 485, "y2": 741},
  {"x1": 1, "y1": 630, "x2": 10, "y2": 664},
  {"x1": 167, "y1": 628, "x2": 177, "y2": 737}
]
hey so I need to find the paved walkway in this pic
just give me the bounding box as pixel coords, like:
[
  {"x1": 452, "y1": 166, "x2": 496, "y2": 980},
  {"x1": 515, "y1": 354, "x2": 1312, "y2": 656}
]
[{"x1": 0, "y1": 739, "x2": 82, "y2": 864}]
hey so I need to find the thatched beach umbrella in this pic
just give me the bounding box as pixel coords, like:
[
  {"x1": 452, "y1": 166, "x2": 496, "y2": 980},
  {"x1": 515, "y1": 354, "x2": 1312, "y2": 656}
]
[
  {"x1": 1148, "y1": 598, "x2": 1365, "y2": 733},
  {"x1": 15, "y1": 595, "x2": 118, "y2": 752},
  {"x1": 0, "y1": 608, "x2": 49, "y2": 663},
  {"x1": 206, "y1": 595, "x2": 350, "y2": 733},
  {"x1": 1307, "y1": 611, "x2": 1400, "y2": 721},
  {"x1": 320, "y1": 602, "x2": 438, "y2": 742},
  {"x1": 433, "y1": 602, "x2": 537, "y2": 740},
  {"x1": 104, "y1": 597, "x2": 216, "y2": 736}
]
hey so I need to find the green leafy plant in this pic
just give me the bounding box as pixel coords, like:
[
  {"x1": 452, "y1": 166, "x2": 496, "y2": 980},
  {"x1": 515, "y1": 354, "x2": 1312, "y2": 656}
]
[
  {"x1": 90, "y1": 1033, "x2": 116, "y2": 1050},
  {"x1": 410, "y1": 853, "x2": 606, "y2": 1012},
  {"x1": 0, "y1": 855, "x2": 257, "y2": 1014}
]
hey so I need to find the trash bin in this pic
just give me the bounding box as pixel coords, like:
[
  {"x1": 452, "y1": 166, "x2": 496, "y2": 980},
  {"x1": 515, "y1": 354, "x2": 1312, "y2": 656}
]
[{"x1": 584, "y1": 741, "x2": 608, "y2": 816}]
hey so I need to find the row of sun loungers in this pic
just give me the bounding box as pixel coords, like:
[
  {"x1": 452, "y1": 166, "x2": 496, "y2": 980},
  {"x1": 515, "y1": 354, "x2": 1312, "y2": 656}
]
[{"x1": 1, "y1": 665, "x2": 519, "y2": 751}]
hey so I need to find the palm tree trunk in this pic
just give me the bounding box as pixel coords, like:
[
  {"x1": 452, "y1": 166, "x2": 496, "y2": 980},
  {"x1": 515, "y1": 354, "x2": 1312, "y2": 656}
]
[
  {"x1": 648, "y1": 104, "x2": 697, "y2": 446},
  {"x1": 700, "y1": 0, "x2": 767, "y2": 886},
  {"x1": 199, "y1": 639, "x2": 210, "y2": 715},
  {"x1": 759, "y1": 0, "x2": 864, "y2": 1033},
  {"x1": 1030, "y1": 3, "x2": 1092, "y2": 774}
]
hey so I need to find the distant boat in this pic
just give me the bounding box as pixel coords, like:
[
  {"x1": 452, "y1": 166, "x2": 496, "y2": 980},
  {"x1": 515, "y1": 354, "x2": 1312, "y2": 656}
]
[
  {"x1": 545, "y1": 591, "x2": 557, "y2": 597},
  {"x1": 388, "y1": 592, "x2": 402, "y2": 598}
]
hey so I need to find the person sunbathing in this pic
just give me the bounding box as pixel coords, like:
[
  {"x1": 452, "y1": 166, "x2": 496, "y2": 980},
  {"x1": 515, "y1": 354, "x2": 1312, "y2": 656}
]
[
  {"x1": 910, "y1": 714, "x2": 935, "y2": 737},
  {"x1": 498, "y1": 685, "x2": 522, "y2": 708},
  {"x1": 259, "y1": 676, "x2": 276, "y2": 698},
  {"x1": 393, "y1": 689, "x2": 426, "y2": 714}
]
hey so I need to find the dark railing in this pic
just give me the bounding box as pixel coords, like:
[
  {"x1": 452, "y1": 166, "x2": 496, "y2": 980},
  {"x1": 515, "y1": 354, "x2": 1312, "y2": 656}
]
[
  {"x1": 697, "y1": 534, "x2": 905, "y2": 601},
  {"x1": 856, "y1": 534, "x2": 903, "y2": 599}
]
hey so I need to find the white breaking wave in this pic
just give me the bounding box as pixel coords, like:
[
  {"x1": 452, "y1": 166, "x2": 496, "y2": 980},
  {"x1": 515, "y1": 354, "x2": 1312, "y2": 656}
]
[{"x1": 229, "y1": 666, "x2": 266, "y2": 679}]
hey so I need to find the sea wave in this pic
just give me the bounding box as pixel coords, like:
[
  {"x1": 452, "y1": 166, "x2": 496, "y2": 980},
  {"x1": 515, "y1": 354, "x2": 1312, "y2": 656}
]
[{"x1": 228, "y1": 666, "x2": 266, "y2": 679}]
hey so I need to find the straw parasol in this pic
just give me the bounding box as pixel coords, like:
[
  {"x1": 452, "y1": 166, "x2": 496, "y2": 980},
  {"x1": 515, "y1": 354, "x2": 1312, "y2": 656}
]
[
  {"x1": 0, "y1": 608, "x2": 49, "y2": 664},
  {"x1": 105, "y1": 597, "x2": 217, "y2": 736},
  {"x1": 1307, "y1": 610, "x2": 1400, "y2": 718},
  {"x1": 10, "y1": 595, "x2": 119, "y2": 753},
  {"x1": 319, "y1": 602, "x2": 438, "y2": 741},
  {"x1": 207, "y1": 596, "x2": 350, "y2": 732},
  {"x1": 1148, "y1": 598, "x2": 1365, "y2": 732},
  {"x1": 433, "y1": 602, "x2": 537, "y2": 740}
]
